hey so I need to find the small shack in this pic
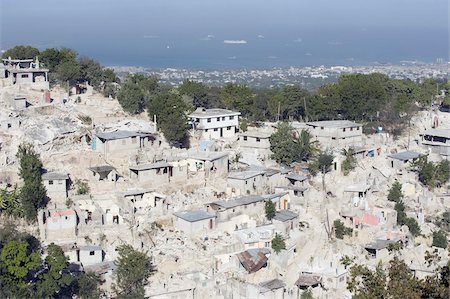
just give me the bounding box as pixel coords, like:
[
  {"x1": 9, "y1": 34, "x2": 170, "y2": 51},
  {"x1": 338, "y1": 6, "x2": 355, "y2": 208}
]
[
  {"x1": 387, "y1": 150, "x2": 423, "y2": 170},
  {"x1": 173, "y1": 210, "x2": 216, "y2": 236},
  {"x1": 42, "y1": 172, "x2": 70, "y2": 200},
  {"x1": 88, "y1": 165, "x2": 119, "y2": 181}
]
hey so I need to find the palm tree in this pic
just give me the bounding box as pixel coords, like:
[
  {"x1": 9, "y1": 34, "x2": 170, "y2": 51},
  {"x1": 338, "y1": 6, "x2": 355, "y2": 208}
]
[{"x1": 297, "y1": 129, "x2": 319, "y2": 161}]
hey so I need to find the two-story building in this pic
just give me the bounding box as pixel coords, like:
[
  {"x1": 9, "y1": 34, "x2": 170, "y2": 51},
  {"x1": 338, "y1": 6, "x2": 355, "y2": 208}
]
[
  {"x1": 188, "y1": 108, "x2": 241, "y2": 140},
  {"x1": 306, "y1": 120, "x2": 363, "y2": 148},
  {"x1": 238, "y1": 131, "x2": 272, "y2": 160},
  {"x1": 419, "y1": 128, "x2": 450, "y2": 158},
  {"x1": 2, "y1": 57, "x2": 49, "y2": 89}
]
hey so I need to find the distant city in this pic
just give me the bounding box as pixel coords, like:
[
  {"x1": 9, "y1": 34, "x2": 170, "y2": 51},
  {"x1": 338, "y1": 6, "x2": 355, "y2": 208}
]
[{"x1": 113, "y1": 61, "x2": 448, "y2": 89}]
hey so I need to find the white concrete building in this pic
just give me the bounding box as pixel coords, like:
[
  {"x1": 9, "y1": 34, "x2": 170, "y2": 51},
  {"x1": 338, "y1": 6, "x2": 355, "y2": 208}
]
[
  {"x1": 419, "y1": 128, "x2": 450, "y2": 157},
  {"x1": 239, "y1": 131, "x2": 272, "y2": 160},
  {"x1": 38, "y1": 209, "x2": 78, "y2": 241},
  {"x1": 42, "y1": 172, "x2": 69, "y2": 200},
  {"x1": 189, "y1": 108, "x2": 241, "y2": 140},
  {"x1": 305, "y1": 120, "x2": 363, "y2": 148},
  {"x1": 173, "y1": 210, "x2": 216, "y2": 236}
]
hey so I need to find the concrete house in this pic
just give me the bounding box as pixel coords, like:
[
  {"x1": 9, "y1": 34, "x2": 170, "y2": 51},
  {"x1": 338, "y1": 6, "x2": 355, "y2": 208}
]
[
  {"x1": 273, "y1": 210, "x2": 299, "y2": 235},
  {"x1": 239, "y1": 131, "x2": 272, "y2": 160},
  {"x1": 173, "y1": 210, "x2": 216, "y2": 236},
  {"x1": 79, "y1": 245, "x2": 104, "y2": 267},
  {"x1": 129, "y1": 161, "x2": 174, "y2": 187},
  {"x1": 306, "y1": 120, "x2": 363, "y2": 148},
  {"x1": 38, "y1": 209, "x2": 78, "y2": 241},
  {"x1": 92, "y1": 130, "x2": 156, "y2": 156},
  {"x1": 228, "y1": 170, "x2": 267, "y2": 195},
  {"x1": 387, "y1": 151, "x2": 423, "y2": 171},
  {"x1": 42, "y1": 172, "x2": 69, "y2": 200},
  {"x1": 2, "y1": 57, "x2": 49, "y2": 89},
  {"x1": 207, "y1": 195, "x2": 268, "y2": 222},
  {"x1": 187, "y1": 151, "x2": 229, "y2": 179},
  {"x1": 419, "y1": 128, "x2": 450, "y2": 157},
  {"x1": 189, "y1": 108, "x2": 241, "y2": 140}
]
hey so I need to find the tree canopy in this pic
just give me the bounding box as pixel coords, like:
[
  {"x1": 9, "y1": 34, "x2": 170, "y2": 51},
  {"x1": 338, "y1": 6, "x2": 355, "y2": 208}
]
[
  {"x1": 114, "y1": 245, "x2": 154, "y2": 299},
  {"x1": 2, "y1": 45, "x2": 40, "y2": 59},
  {"x1": 16, "y1": 143, "x2": 47, "y2": 221}
]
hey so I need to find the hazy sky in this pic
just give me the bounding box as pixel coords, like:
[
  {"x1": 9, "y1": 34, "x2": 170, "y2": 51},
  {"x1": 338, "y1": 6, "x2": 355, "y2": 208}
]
[{"x1": 1, "y1": 0, "x2": 448, "y2": 68}]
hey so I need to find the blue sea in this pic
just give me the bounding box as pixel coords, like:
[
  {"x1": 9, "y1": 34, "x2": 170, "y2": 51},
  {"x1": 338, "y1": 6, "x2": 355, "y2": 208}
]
[{"x1": 1, "y1": 0, "x2": 448, "y2": 69}]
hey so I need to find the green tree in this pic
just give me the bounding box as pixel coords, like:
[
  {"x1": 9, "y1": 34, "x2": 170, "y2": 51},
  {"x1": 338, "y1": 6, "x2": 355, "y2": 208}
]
[
  {"x1": 220, "y1": 83, "x2": 253, "y2": 116},
  {"x1": 77, "y1": 272, "x2": 102, "y2": 299},
  {"x1": 0, "y1": 240, "x2": 41, "y2": 297},
  {"x1": 56, "y1": 60, "x2": 81, "y2": 84},
  {"x1": 388, "y1": 181, "x2": 403, "y2": 203},
  {"x1": 270, "y1": 124, "x2": 317, "y2": 165},
  {"x1": 265, "y1": 201, "x2": 276, "y2": 220},
  {"x1": 178, "y1": 79, "x2": 209, "y2": 108},
  {"x1": 37, "y1": 243, "x2": 74, "y2": 298},
  {"x1": 2, "y1": 45, "x2": 40, "y2": 59},
  {"x1": 316, "y1": 151, "x2": 334, "y2": 174},
  {"x1": 79, "y1": 57, "x2": 104, "y2": 87},
  {"x1": 271, "y1": 233, "x2": 286, "y2": 254},
  {"x1": 334, "y1": 220, "x2": 353, "y2": 239},
  {"x1": 300, "y1": 289, "x2": 314, "y2": 299},
  {"x1": 404, "y1": 217, "x2": 421, "y2": 237},
  {"x1": 341, "y1": 147, "x2": 357, "y2": 176},
  {"x1": 148, "y1": 91, "x2": 189, "y2": 146},
  {"x1": 117, "y1": 79, "x2": 146, "y2": 114},
  {"x1": 432, "y1": 230, "x2": 448, "y2": 249},
  {"x1": 114, "y1": 245, "x2": 154, "y2": 299},
  {"x1": 16, "y1": 143, "x2": 47, "y2": 221}
]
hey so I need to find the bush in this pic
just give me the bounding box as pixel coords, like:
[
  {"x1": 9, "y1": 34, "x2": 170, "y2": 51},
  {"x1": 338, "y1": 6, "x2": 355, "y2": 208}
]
[
  {"x1": 388, "y1": 181, "x2": 403, "y2": 203},
  {"x1": 265, "y1": 201, "x2": 276, "y2": 220},
  {"x1": 432, "y1": 230, "x2": 448, "y2": 249},
  {"x1": 334, "y1": 220, "x2": 353, "y2": 239},
  {"x1": 75, "y1": 180, "x2": 90, "y2": 195},
  {"x1": 271, "y1": 233, "x2": 286, "y2": 253}
]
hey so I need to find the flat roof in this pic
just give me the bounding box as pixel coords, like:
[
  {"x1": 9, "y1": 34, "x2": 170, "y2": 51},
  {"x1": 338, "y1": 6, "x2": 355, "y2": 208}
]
[
  {"x1": 387, "y1": 151, "x2": 423, "y2": 161},
  {"x1": 129, "y1": 161, "x2": 172, "y2": 171},
  {"x1": 240, "y1": 131, "x2": 272, "y2": 139},
  {"x1": 95, "y1": 130, "x2": 155, "y2": 141},
  {"x1": 174, "y1": 210, "x2": 216, "y2": 222},
  {"x1": 8, "y1": 68, "x2": 49, "y2": 73},
  {"x1": 42, "y1": 172, "x2": 69, "y2": 180},
  {"x1": 228, "y1": 170, "x2": 265, "y2": 180},
  {"x1": 211, "y1": 195, "x2": 266, "y2": 209},
  {"x1": 259, "y1": 279, "x2": 286, "y2": 292},
  {"x1": 306, "y1": 120, "x2": 361, "y2": 128},
  {"x1": 344, "y1": 183, "x2": 369, "y2": 193},
  {"x1": 189, "y1": 108, "x2": 241, "y2": 118},
  {"x1": 189, "y1": 151, "x2": 228, "y2": 162},
  {"x1": 273, "y1": 210, "x2": 298, "y2": 222},
  {"x1": 79, "y1": 245, "x2": 102, "y2": 251},
  {"x1": 421, "y1": 128, "x2": 450, "y2": 139}
]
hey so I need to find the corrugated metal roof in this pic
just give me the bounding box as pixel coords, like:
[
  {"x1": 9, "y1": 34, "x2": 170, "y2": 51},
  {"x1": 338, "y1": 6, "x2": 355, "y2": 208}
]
[
  {"x1": 88, "y1": 165, "x2": 115, "y2": 173},
  {"x1": 211, "y1": 195, "x2": 265, "y2": 209},
  {"x1": 285, "y1": 173, "x2": 307, "y2": 182},
  {"x1": 259, "y1": 279, "x2": 286, "y2": 292}
]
